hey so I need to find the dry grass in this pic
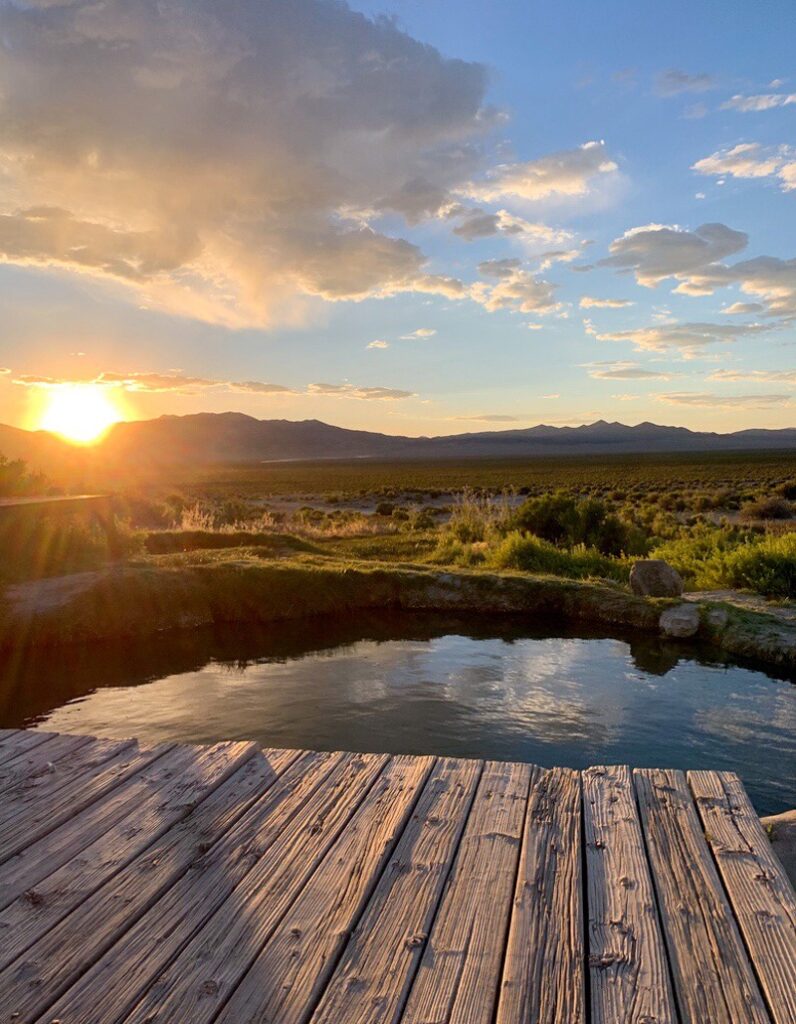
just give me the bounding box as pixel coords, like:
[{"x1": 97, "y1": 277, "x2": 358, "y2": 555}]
[{"x1": 178, "y1": 502, "x2": 397, "y2": 539}]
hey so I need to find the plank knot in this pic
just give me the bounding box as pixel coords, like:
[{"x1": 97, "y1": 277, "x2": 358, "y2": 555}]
[
  {"x1": 405, "y1": 932, "x2": 427, "y2": 949},
  {"x1": 588, "y1": 952, "x2": 625, "y2": 968}
]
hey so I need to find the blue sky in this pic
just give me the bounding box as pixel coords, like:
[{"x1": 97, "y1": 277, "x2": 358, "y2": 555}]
[{"x1": 1, "y1": 0, "x2": 795, "y2": 435}]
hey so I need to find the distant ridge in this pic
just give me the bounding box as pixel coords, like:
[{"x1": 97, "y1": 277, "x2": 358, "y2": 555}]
[{"x1": 3, "y1": 413, "x2": 796, "y2": 479}]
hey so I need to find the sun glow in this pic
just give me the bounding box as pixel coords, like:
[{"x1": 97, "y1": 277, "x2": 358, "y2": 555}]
[{"x1": 39, "y1": 384, "x2": 122, "y2": 444}]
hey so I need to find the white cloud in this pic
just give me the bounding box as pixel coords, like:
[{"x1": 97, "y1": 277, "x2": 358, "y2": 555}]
[
  {"x1": 13, "y1": 370, "x2": 414, "y2": 400},
  {"x1": 720, "y1": 302, "x2": 765, "y2": 315},
  {"x1": 582, "y1": 360, "x2": 679, "y2": 380},
  {"x1": 656, "y1": 70, "x2": 716, "y2": 96},
  {"x1": 692, "y1": 144, "x2": 796, "y2": 192},
  {"x1": 400, "y1": 328, "x2": 437, "y2": 340},
  {"x1": 472, "y1": 269, "x2": 560, "y2": 315},
  {"x1": 708, "y1": 368, "x2": 796, "y2": 384},
  {"x1": 600, "y1": 222, "x2": 748, "y2": 286},
  {"x1": 658, "y1": 391, "x2": 792, "y2": 408},
  {"x1": 464, "y1": 141, "x2": 618, "y2": 202},
  {"x1": 676, "y1": 256, "x2": 796, "y2": 319},
  {"x1": 450, "y1": 208, "x2": 570, "y2": 244},
  {"x1": 600, "y1": 222, "x2": 796, "y2": 321},
  {"x1": 367, "y1": 340, "x2": 390, "y2": 350},
  {"x1": 579, "y1": 296, "x2": 633, "y2": 309},
  {"x1": 478, "y1": 258, "x2": 522, "y2": 279},
  {"x1": 307, "y1": 383, "x2": 415, "y2": 400},
  {"x1": 0, "y1": 0, "x2": 492, "y2": 327},
  {"x1": 721, "y1": 93, "x2": 796, "y2": 112},
  {"x1": 594, "y1": 320, "x2": 773, "y2": 354}
]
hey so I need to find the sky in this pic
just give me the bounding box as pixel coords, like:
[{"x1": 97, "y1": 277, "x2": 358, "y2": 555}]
[{"x1": 1, "y1": 0, "x2": 795, "y2": 437}]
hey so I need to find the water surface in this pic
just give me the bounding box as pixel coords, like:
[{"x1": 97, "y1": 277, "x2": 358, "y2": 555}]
[{"x1": 1, "y1": 613, "x2": 793, "y2": 815}]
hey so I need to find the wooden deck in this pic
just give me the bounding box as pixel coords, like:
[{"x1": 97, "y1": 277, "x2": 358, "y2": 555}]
[{"x1": 0, "y1": 728, "x2": 793, "y2": 1023}]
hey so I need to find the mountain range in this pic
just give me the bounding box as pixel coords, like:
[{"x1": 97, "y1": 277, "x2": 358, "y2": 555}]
[{"x1": 2, "y1": 413, "x2": 796, "y2": 481}]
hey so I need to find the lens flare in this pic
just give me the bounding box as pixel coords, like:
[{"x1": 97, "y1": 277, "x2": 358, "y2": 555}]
[{"x1": 39, "y1": 384, "x2": 122, "y2": 444}]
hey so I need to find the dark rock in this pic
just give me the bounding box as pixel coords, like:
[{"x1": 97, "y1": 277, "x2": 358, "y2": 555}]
[{"x1": 629, "y1": 559, "x2": 683, "y2": 597}]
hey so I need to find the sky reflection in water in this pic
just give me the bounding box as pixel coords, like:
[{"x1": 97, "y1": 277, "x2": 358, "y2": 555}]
[{"x1": 2, "y1": 614, "x2": 793, "y2": 815}]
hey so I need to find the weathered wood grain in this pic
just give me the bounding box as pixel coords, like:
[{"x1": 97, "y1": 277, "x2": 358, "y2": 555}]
[
  {"x1": 689, "y1": 770, "x2": 796, "y2": 1024},
  {"x1": 48, "y1": 751, "x2": 349, "y2": 1023},
  {"x1": 0, "y1": 742, "x2": 284, "y2": 1021},
  {"x1": 117, "y1": 752, "x2": 388, "y2": 1024},
  {"x1": 634, "y1": 768, "x2": 771, "y2": 1024},
  {"x1": 214, "y1": 753, "x2": 435, "y2": 1024},
  {"x1": 0, "y1": 729, "x2": 58, "y2": 767},
  {"x1": 400, "y1": 760, "x2": 531, "y2": 1024},
  {"x1": 0, "y1": 730, "x2": 94, "y2": 786},
  {"x1": 0, "y1": 740, "x2": 279, "y2": 974},
  {"x1": 583, "y1": 765, "x2": 677, "y2": 1024},
  {"x1": 311, "y1": 756, "x2": 482, "y2": 1024},
  {"x1": 496, "y1": 767, "x2": 585, "y2": 1024},
  {"x1": 0, "y1": 740, "x2": 220, "y2": 911},
  {"x1": 0, "y1": 737, "x2": 170, "y2": 863}
]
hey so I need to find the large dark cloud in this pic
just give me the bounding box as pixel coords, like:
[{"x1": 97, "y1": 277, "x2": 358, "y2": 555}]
[{"x1": 0, "y1": 0, "x2": 492, "y2": 325}]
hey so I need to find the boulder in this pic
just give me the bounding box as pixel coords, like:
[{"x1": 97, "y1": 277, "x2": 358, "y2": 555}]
[
  {"x1": 629, "y1": 559, "x2": 683, "y2": 597},
  {"x1": 659, "y1": 603, "x2": 700, "y2": 638}
]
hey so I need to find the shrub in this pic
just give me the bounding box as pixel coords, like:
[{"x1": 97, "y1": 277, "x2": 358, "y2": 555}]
[
  {"x1": 489, "y1": 532, "x2": 628, "y2": 582},
  {"x1": 653, "y1": 525, "x2": 796, "y2": 597},
  {"x1": 510, "y1": 491, "x2": 642, "y2": 555},
  {"x1": 740, "y1": 497, "x2": 792, "y2": 521},
  {"x1": 722, "y1": 533, "x2": 796, "y2": 597}
]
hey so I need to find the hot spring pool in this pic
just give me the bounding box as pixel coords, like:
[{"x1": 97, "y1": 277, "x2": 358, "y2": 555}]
[{"x1": 1, "y1": 613, "x2": 794, "y2": 815}]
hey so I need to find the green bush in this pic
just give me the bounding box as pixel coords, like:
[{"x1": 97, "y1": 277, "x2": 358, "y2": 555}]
[
  {"x1": 723, "y1": 533, "x2": 796, "y2": 597},
  {"x1": 653, "y1": 526, "x2": 796, "y2": 597},
  {"x1": 488, "y1": 532, "x2": 628, "y2": 582},
  {"x1": 510, "y1": 491, "x2": 643, "y2": 555}
]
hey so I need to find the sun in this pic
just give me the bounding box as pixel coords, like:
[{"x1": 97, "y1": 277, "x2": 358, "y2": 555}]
[{"x1": 39, "y1": 384, "x2": 122, "y2": 444}]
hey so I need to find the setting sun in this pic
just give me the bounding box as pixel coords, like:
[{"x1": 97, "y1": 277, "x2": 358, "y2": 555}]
[{"x1": 39, "y1": 384, "x2": 122, "y2": 444}]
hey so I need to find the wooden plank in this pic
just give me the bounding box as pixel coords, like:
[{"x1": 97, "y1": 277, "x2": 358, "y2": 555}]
[
  {"x1": 310, "y1": 756, "x2": 482, "y2": 1024},
  {"x1": 0, "y1": 736, "x2": 164, "y2": 863},
  {"x1": 496, "y1": 767, "x2": 584, "y2": 1024},
  {"x1": 0, "y1": 730, "x2": 94, "y2": 785},
  {"x1": 0, "y1": 730, "x2": 58, "y2": 767},
  {"x1": 0, "y1": 743, "x2": 287, "y2": 1021},
  {"x1": 400, "y1": 760, "x2": 532, "y2": 1024},
  {"x1": 688, "y1": 770, "x2": 796, "y2": 1024},
  {"x1": 0, "y1": 740, "x2": 238, "y2": 911},
  {"x1": 583, "y1": 765, "x2": 677, "y2": 1024},
  {"x1": 0, "y1": 743, "x2": 283, "y2": 969},
  {"x1": 634, "y1": 769, "x2": 771, "y2": 1024},
  {"x1": 214, "y1": 753, "x2": 435, "y2": 1024},
  {"x1": 69, "y1": 752, "x2": 387, "y2": 1024}
]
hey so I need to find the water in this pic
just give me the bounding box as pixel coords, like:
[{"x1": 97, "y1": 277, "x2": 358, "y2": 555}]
[{"x1": 1, "y1": 612, "x2": 794, "y2": 815}]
